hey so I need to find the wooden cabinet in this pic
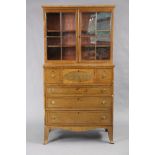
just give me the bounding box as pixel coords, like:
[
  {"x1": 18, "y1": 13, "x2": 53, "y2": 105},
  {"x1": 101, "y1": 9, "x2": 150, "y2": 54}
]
[{"x1": 43, "y1": 5, "x2": 115, "y2": 144}]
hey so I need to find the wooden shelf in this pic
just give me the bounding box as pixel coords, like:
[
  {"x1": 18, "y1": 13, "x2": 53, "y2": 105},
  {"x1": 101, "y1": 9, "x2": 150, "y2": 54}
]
[
  {"x1": 81, "y1": 30, "x2": 95, "y2": 32},
  {"x1": 96, "y1": 29, "x2": 111, "y2": 32},
  {"x1": 47, "y1": 35, "x2": 76, "y2": 38},
  {"x1": 81, "y1": 45, "x2": 110, "y2": 47},
  {"x1": 81, "y1": 45, "x2": 95, "y2": 47},
  {"x1": 47, "y1": 45, "x2": 61, "y2": 48},
  {"x1": 47, "y1": 30, "x2": 60, "y2": 32},
  {"x1": 81, "y1": 30, "x2": 110, "y2": 32},
  {"x1": 47, "y1": 30, "x2": 75, "y2": 32},
  {"x1": 81, "y1": 35, "x2": 96, "y2": 38},
  {"x1": 48, "y1": 45, "x2": 76, "y2": 48},
  {"x1": 96, "y1": 45, "x2": 110, "y2": 47},
  {"x1": 81, "y1": 29, "x2": 111, "y2": 32},
  {"x1": 47, "y1": 30, "x2": 76, "y2": 33},
  {"x1": 62, "y1": 30, "x2": 76, "y2": 33}
]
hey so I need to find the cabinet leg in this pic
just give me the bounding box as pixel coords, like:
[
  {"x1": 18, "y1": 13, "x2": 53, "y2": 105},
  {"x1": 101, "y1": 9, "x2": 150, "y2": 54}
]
[
  {"x1": 107, "y1": 127, "x2": 114, "y2": 144},
  {"x1": 44, "y1": 126, "x2": 49, "y2": 145}
]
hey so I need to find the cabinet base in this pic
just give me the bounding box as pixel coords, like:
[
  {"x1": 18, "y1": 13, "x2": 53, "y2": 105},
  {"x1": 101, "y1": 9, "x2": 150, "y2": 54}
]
[{"x1": 44, "y1": 125, "x2": 114, "y2": 144}]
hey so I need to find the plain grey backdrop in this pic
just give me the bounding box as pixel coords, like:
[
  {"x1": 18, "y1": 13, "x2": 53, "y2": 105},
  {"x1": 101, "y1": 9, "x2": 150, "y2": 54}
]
[{"x1": 26, "y1": 0, "x2": 129, "y2": 155}]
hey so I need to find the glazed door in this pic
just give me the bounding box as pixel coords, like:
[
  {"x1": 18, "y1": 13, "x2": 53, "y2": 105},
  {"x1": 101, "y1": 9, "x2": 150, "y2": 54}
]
[
  {"x1": 45, "y1": 9, "x2": 78, "y2": 62},
  {"x1": 79, "y1": 9, "x2": 113, "y2": 62}
]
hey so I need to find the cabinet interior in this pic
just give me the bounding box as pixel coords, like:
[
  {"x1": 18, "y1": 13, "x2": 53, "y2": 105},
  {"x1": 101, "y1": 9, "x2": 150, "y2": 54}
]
[{"x1": 46, "y1": 11, "x2": 112, "y2": 61}]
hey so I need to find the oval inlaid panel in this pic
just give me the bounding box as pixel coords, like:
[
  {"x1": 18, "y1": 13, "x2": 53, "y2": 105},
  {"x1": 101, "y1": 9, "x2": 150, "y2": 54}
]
[{"x1": 63, "y1": 69, "x2": 94, "y2": 83}]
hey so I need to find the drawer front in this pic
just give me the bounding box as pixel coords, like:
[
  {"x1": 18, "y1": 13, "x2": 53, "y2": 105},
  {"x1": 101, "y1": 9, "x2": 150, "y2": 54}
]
[
  {"x1": 46, "y1": 86, "x2": 113, "y2": 96},
  {"x1": 44, "y1": 68, "x2": 61, "y2": 83},
  {"x1": 95, "y1": 69, "x2": 113, "y2": 84},
  {"x1": 44, "y1": 68, "x2": 113, "y2": 84},
  {"x1": 46, "y1": 96, "x2": 112, "y2": 109},
  {"x1": 63, "y1": 69, "x2": 94, "y2": 83},
  {"x1": 46, "y1": 111, "x2": 112, "y2": 125}
]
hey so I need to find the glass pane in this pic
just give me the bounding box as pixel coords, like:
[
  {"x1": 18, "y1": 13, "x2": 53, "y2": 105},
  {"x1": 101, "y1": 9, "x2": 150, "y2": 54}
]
[
  {"x1": 81, "y1": 37, "x2": 96, "y2": 46},
  {"x1": 62, "y1": 13, "x2": 75, "y2": 31},
  {"x1": 62, "y1": 32, "x2": 76, "y2": 46},
  {"x1": 47, "y1": 13, "x2": 60, "y2": 31},
  {"x1": 96, "y1": 31, "x2": 110, "y2": 46},
  {"x1": 61, "y1": 13, "x2": 76, "y2": 60},
  {"x1": 47, "y1": 47, "x2": 61, "y2": 60},
  {"x1": 96, "y1": 47, "x2": 110, "y2": 60},
  {"x1": 81, "y1": 12, "x2": 96, "y2": 61},
  {"x1": 97, "y1": 12, "x2": 111, "y2": 30},
  {"x1": 81, "y1": 47, "x2": 95, "y2": 60},
  {"x1": 81, "y1": 13, "x2": 96, "y2": 35},
  {"x1": 62, "y1": 47, "x2": 76, "y2": 60},
  {"x1": 47, "y1": 37, "x2": 60, "y2": 46}
]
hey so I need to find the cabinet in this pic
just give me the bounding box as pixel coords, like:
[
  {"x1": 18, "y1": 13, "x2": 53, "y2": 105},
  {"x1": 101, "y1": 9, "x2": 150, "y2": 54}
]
[{"x1": 42, "y1": 5, "x2": 115, "y2": 144}]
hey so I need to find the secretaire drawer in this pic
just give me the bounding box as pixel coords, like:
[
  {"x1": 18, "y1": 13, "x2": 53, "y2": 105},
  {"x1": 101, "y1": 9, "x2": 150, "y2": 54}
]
[
  {"x1": 95, "y1": 68, "x2": 113, "y2": 84},
  {"x1": 46, "y1": 96, "x2": 112, "y2": 109},
  {"x1": 46, "y1": 85, "x2": 113, "y2": 96},
  {"x1": 44, "y1": 68, "x2": 61, "y2": 83},
  {"x1": 46, "y1": 111, "x2": 112, "y2": 125},
  {"x1": 44, "y1": 68, "x2": 113, "y2": 84}
]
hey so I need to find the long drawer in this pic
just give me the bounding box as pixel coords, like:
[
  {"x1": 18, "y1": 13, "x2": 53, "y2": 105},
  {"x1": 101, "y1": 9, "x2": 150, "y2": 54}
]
[
  {"x1": 46, "y1": 96, "x2": 112, "y2": 109},
  {"x1": 46, "y1": 85, "x2": 113, "y2": 96},
  {"x1": 46, "y1": 111, "x2": 112, "y2": 125}
]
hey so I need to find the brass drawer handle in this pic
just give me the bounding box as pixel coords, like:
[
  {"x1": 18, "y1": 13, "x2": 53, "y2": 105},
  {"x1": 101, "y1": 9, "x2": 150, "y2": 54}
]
[
  {"x1": 51, "y1": 74, "x2": 55, "y2": 78},
  {"x1": 50, "y1": 71, "x2": 56, "y2": 79},
  {"x1": 50, "y1": 100, "x2": 55, "y2": 105},
  {"x1": 51, "y1": 74, "x2": 56, "y2": 78},
  {"x1": 100, "y1": 88, "x2": 107, "y2": 93},
  {"x1": 102, "y1": 74, "x2": 106, "y2": 79},
  {"x1": 47, "y1": 88, "x2": 54, "y2": 93},
  {"x1": 102, "y1": 100, "x2": 106, "y2": 105},
  {"x1": 101, "y1": 116, "x2": 106, "y2": 120},
  {"x1": 47, "y1": 88, "x2": 51, "y2": 93},
  {"x1": 51, "y1": 116, "x2": 56, "y2": 120}
]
